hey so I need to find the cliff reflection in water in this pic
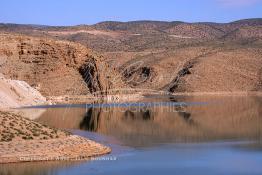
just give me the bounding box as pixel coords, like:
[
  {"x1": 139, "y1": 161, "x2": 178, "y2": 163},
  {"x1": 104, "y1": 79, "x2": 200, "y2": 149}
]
[{"x1": 37, "y1": 96, "x2": 262, "y2": 147}]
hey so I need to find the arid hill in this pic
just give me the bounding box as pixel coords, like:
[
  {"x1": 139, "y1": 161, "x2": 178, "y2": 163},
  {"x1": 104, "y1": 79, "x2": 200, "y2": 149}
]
[
  {"x1": 0, "y1": 33, "x2": 126, "y2": 97},
  {"x1": 1, "y1": 19, "x2": 261, "y2": 50},
  {"x1": 0, "y1": 18, "x2": 261, "y2": 94}
]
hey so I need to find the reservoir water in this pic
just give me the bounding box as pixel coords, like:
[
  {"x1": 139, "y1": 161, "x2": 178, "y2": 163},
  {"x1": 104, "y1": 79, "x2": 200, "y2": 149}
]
[{"x1": 1, "y1": 95, "x2": 262, "y2": 175}]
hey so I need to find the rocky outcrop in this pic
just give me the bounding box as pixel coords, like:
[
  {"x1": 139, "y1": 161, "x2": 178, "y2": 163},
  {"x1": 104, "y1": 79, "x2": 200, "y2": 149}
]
[
  {"x1": 123, "y1": 65, "x2": 155, "y2": 87},
  {"x1": 0, "y1": 33, "x2": 126, "y2": 97}
]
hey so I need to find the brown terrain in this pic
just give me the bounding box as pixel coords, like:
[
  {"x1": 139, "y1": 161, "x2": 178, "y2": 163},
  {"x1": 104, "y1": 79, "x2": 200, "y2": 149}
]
[
  {"x1": 0, "y1": 33, "x2": 126, "y2": 97},
  {"x1": 0, "y1": 18, "x2": 261, "y2": 95},
  {"x1": 0, "y1": 111, "x2": 110, "y2": 163}
]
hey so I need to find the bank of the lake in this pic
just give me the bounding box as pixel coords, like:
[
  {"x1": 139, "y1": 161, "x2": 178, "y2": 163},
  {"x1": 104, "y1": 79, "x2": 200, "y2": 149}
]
[{"x1": 0, "y1": 111, "x2": 111, "y2": 164}]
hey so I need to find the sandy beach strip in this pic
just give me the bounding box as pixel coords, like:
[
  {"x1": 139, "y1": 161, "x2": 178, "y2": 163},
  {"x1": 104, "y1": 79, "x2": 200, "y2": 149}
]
[
  {"x1": 0, "y1": 111, "x2": 111, "y2": 164},
  {"x1": 0, "y1": 135, "x2": 111, "y2": 164}
]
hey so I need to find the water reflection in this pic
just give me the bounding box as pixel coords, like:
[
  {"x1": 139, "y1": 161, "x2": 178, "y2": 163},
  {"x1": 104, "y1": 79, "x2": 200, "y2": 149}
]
[
  {"x1": 80, "y1": 108, "x2": 101, "y2": 131},
  {"x1": 35, "y1": 95, "x2": 262, "y2": 147},
  {"x1": 0, "y1": 161, "x2": 81, "y2": 175},
  {"x1": 2, "y1": 95, "x2": 262, "y2": 175}
]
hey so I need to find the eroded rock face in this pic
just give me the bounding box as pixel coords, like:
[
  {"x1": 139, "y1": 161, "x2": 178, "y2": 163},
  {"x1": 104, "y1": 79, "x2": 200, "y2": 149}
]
[
  {"x1": 123, "y1": 65, "x2": 155, "y2": 87},
  {"x1": 0, "y1": 33, "x2": 125, "y2": 96},
  {"x1": 79, "y1": 59, "x2": 103, "y2": 93},
  {"x1": 0, "y1": 73, "x2": 46, "y2": 109}
]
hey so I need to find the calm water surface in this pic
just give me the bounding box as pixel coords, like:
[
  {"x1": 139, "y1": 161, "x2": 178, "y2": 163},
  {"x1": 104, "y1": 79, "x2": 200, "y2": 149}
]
[{"x1": 1, "y1": 95, "x2": 262, "y2": 175}]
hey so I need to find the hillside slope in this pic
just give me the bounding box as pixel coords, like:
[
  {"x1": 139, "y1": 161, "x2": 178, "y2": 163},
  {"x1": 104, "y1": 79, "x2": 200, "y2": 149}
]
[
  {"x1": 0, "y1": 33, "x2": 126, "y2": 97},
  {"x1": 0, "y1": 19, "x2": 261, "y2": 94}
]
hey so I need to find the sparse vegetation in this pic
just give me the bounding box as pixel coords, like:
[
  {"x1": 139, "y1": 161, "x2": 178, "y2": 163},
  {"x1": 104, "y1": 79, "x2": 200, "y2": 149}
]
[{"x1": 0, "y1": 111, "x2": 70, "y2": 142}]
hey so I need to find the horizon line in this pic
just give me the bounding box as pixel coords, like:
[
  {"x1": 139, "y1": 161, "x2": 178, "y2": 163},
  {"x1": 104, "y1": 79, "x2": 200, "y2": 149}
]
[{"x1": 0, "y1": 18, "x2": 261, "y2": 27}]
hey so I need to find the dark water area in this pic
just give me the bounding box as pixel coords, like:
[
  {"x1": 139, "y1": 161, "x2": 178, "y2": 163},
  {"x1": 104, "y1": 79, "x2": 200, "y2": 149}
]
[{"x1": 1, "y1": 95, "x2": 262, "y2": 175}]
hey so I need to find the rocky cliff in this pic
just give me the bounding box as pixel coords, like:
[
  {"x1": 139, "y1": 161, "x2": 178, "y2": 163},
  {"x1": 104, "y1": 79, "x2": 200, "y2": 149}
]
[{"x1": 0, "y1": 33, "x2": 126, "y2": 97}]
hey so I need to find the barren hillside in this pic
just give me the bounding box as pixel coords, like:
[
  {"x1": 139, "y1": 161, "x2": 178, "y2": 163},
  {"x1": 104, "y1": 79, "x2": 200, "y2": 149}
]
[
  {"x1": 0, "y1": 33, "x2": 126, "y2": 97},
  {"x1": 0, "y1": 18, "x2": 261, "y2": 94}
]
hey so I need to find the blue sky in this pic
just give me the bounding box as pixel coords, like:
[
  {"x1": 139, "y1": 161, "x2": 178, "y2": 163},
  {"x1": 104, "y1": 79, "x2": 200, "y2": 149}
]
[{"x1": 0, "y1": 0, "x2": 261, "y2": 26}]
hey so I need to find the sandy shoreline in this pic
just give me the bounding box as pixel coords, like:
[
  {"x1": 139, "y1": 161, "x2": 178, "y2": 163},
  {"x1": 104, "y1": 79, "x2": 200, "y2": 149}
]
[
  {"x1": 46, "y1": 91, "x2": 262, "y2": 104},
  {"x1": 0, "y1": 135, "x2": 111, "y2": 164},
  {"x1": 170, "y1": 91, "x2": 262, "y2": 97},
  {"x1": 0, "y1": 111, "x2": 111, "y2": 164}
]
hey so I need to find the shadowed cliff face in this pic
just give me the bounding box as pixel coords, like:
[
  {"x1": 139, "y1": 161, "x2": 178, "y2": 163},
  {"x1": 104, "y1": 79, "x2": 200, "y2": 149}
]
[
  {"x1": 36, "y1": 96, "x2": 262, "y2": 148},
  {"x1": 0, "y1": 34, "x2": 126, "y2": 96},
  {"x1": 79, "y1": 60, "x2": 103, "y2": 94}
]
